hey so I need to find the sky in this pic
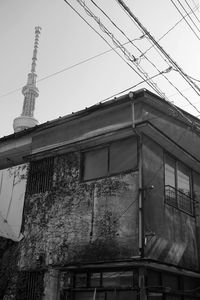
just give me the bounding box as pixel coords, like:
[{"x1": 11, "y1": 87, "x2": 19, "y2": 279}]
[{"x1": 0, "y1": 0, "x2": 200, "y2": 137}]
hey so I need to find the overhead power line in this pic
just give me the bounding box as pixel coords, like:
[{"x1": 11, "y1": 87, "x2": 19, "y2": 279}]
[
  {"x1": 63, "y1": 0, "x2": 167, "y2": 98},
  {"x1": 101, "y1": 67, "x2": 173, "y2": 102},
  {"x1": 184, "y1": 0, "x2": 200, "y2": 24},
  {"x1": 73, "y1": 0, "x2": 170, "y2": 99},
  {"x1": 187, "y1": 74, "x2": 200, "y2": 82},
  {"x1": 65, "y1": 0, "x2": 200, "y2": 125},
  {"x1": 89, "y1": 0, "x2": 200, "y2": 115},
  {"x1": 170, "y1": 0, "x2": 200, "y2": 40},
  {"x1": 115, "y1": 0, "x2": 200, "y2": 97},
  {"x1": 0, "y1": 39, "x2": 144, "y2": 99},
  {"x1": 140, "y1": 3, "x2": 199, "y2": 58},
  {"x1": 177, "y1": 0, "x2": 200, "y2": 32}
]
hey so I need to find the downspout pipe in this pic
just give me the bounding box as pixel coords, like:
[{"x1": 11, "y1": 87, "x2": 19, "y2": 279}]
[{"x1": 130, "y1": 92, "x2": 144, "y2": 258}]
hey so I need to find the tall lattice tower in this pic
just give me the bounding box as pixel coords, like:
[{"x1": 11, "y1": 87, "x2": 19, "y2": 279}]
[{"x1": 13, "y1": 26, "x2": 42, "y2": 132}]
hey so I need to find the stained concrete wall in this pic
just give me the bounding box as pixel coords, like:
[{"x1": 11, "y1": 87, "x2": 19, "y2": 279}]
[
  {"x1": 19, "y1": 151, "x2": 139, "y2": 269},
  {"x1": 142, "y1": 135, "x2": 199, "y2": 270}
]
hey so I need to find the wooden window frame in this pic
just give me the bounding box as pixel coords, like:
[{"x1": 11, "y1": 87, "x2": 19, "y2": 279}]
[
  {"x1": 81, "y1": 137, "x2": 138, "y2": 182},
  {"x1": 164, "y1": 152, "x2": 194, "y2": 216}
]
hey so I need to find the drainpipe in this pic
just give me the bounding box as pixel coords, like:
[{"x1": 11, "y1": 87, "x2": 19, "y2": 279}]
[
  {"x1": 130, "y1": 94, "x2": 147, "y2": 300},
  {"x1": 138, "y1": 136, "x2": 144, "y2": 258},
  {"x1": 130, "y1": 92, "x2": 144, "y2": 258}
]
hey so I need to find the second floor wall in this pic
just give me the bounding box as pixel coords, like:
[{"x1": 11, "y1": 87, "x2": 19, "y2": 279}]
[
  {"x1": 142, "y1": 135, "x2": 200, "y2": 270},
  {"x1": 16, "y1": 132, "x2": 200, "y2": 271},
  {"x1": 19, "y1": 136, "x2": 139, "y2": 269}
]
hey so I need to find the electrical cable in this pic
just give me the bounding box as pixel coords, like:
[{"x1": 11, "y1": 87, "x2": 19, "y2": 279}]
[
  {"x1": 113, "y1": 1, "x2": 200, "y2": 118},
  {"x1": 100, "y1": 67, "x2": 172, "y2": 102},
  {"x1": 89, "y1": 0, "x2": 172, "y2": 86},
  {"x1": 0, "y1": 39, "x2": 143, "y2": 99},
  {"x1": 73, "y1": 0, "x2": 169, "y2": 99},
  {"x1": 64, "y1": 0, "x2": 200, "y2": 129},
  {"x1": 176, "y1": 0, "x2": 200, "y2": 32},
  {"x1": 64, "y1": 0, "x2": 168, "y2": 99},
  {"x1": 177, "y1": 0, "x2": 200, "y2": 32},
  {"x1": 170, "y1": 0, "x2": 200, "y2": 40},
  {"x1": 184, "y1": 0, "x2": 200, "y2": 24},
  {"x1": 90, "y1": 1, "x2": 183, "y2": 106},
  {"x1": 183, "y1": 73, "x2": 200, "y2": 82},
  {"x1": 115, "y1": 0, "x2": 200, "y2": 97},
  {"x1": 139, "y1": 3, "x2": 199, "y2": 58},
  {"x1": 89, "y1": 0, "x2": 200, "y2": 115},
  {"x1": 88, "y1": 2, "x2": 200, "y2": 118},
  {"x1": 2, "y1": 1, "x2": 198, "y2": 125}
]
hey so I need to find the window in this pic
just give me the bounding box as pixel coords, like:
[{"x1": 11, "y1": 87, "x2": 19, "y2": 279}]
[
  {"x1": 164, "y1": 153, "x2": 193, "y2": 215},
  {"x1": 61, "y1": 270, "x2": 138, "y2": 300},
  {"x1": 83, "y1": 147, "x2": 108, "y2": 181},
  {"x1": 26, "y1": 157, "x2": 54, "y2": 195},
  {"x1": 82, "y1": 137, "x2": 137, "y2": 181}
]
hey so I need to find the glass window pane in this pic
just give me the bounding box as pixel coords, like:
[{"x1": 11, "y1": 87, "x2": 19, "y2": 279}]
[
  {"x1": 162, "y1": 273, "x2": 179, "y2": 290},
  {"x1": 83, "y1": 147, "x2": 108, "y2": 180},
  {"x1": 165, "y1": 155, "x2": 176, "y2": 188},
  {"x1": 177, "y1": 162, "x2": 192, "y2": 213},
  {"x1": 90, "y1": 273, "x2": 101, "y2": 287},
  {"x1": 177, "y1": 163, "x2": 190, "y2": 194},
  {"x1": 165, "y1": 155, "x2": 177, "y2": 207},
  {"x1": 109, "y1": 138, "x2": 137, "y2": 174},
  {"x1": 75, "y1": 273, "x2": 87, "y2": 287},
  {"x1": 103, "y1": 271, "x2": 133, "y2": 287}
]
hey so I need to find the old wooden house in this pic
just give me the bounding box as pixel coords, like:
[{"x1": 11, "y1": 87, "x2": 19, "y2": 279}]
[{"x1": 0, "y1": 89, "x2": 200, "y2": 299}]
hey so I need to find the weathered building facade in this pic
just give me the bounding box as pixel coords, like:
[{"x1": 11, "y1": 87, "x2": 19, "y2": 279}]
[{"x1": 1, "y1": 89, "x2": 200, "y2": 299}]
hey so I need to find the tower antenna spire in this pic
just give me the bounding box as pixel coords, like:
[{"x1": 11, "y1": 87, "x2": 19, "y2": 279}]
[{"x1": 13, "y1": 26, "x2": 42, "y2": 133}]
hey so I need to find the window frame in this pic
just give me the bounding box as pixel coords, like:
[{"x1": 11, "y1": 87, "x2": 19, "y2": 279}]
[
  {"x1": 81, "y1": 145, "x2": 109, "y2": 182},
  {"x1": 80, "y1": 137, "x2": 138, "y2": 182},
  {"x1": 164, "y1": 152, "x2": 194, "y2": 216},
  {"x1": 62, "y1": 269, "x2": 138, "y2": 289}
]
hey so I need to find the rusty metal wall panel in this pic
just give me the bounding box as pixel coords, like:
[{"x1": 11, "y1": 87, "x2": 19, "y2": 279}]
[{"x1": 142, "y1": 136, "x2": 199, "y2": 270}]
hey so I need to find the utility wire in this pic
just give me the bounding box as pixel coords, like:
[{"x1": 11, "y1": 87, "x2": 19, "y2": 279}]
[
  {"x1": 170, "y1": 0, "x2": 200, "y2": 40},
  {"x1": 115, "y1": 0, "x2": 200, "y2": 97},
  {"x1": 186, "y1": 74, "x2": 200, "y2": 82},
  {"x1": 101, "y1": 67, "x2": 172, "y2": 102},
  {"x1": 89, "y1": 0, "x2": 172, "y2": 82},
  {"x1": 176, "y1": 0, "x2": 200, "y2": 32},
  {"x1": 101, "y1": 67, "x2": 200, "y2": 115},
  {"x1": 0, "y1": 40, "x2": 144, "y2": 99},
  {"x1": 112, "y1": 0, "x2": 200, "y2": 116},
  {"x1": 73, "y1": 0, "x2": 169, "y2": 99},
  {"x1": 184, "y1": 0, "x2": 200, "y2": 24},
  {"x1": 139, "y1": 3, "x2": 199, "y2": 58},
  {"x1": 64, "y1": 0, "x2": 167, "y2": 98},
  {"x1": 65, "y1": 0, "x2": 200, "y2": 128},
  {"x1": 89, "y1": 0, "x2": 200, "y2": 115}
]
